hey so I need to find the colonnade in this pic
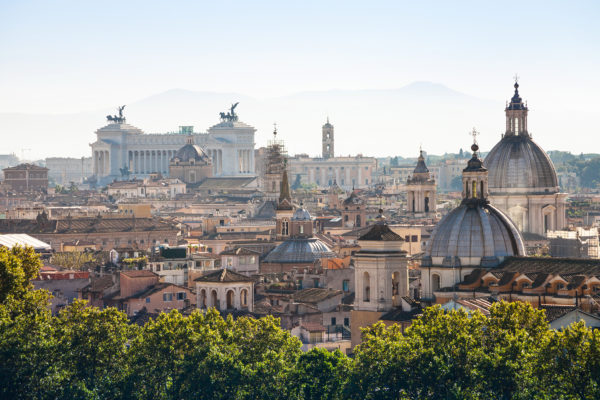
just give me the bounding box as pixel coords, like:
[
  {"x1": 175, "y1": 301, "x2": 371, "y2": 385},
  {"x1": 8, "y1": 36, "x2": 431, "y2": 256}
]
[
  {"x1": 93, "y1": 150, "x2": 110, "y2": 177},
  {"x1": 128, "y1": 150, "x2": 175, "y2": 175},
  {"x1": 206, "y1": 149, "x2": 223, "y2": 175},
  {"x1": 237, "y1": 149, "x2": 253, "y2": 174}
]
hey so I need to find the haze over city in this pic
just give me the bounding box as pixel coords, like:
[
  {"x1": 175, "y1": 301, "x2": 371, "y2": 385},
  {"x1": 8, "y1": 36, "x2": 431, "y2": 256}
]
[{"x1": 1, "y1": 1, "x2": 599, "y2": 159}]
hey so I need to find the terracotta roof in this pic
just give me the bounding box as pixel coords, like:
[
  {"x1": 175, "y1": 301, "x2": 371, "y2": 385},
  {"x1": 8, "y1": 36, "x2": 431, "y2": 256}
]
[
  {"x1": 301, "y1": 322, "x2": 326, "y2": 332},
  {"x1": 194, "y1": 268, "x2": 254, "y2": 283}
]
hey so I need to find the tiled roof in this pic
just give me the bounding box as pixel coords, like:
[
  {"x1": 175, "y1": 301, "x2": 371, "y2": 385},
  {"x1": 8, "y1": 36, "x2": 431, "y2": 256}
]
[
  {"x1": 540, "y1": 305, "x2": 577, "y2": 322},
  {"x1": 194, "y1": 268, "x2": 255, "y2": 283},
  {"x1": 293, "y1": 288, "x2": 343, "y2": 304},
  {"x1": 121, "y1": 270, "x2": 157, "y2": 278},
  {"x1": 301, "y1": 322, "x2": 326, "y2": 332},
  {"x1": 358, "y1": 224, "x2": 403, "y2": 241},
  {"x1": 0, "y1": 217, "x2": 178, "y2": 234},
  {"x1": 498, "y1": 257, "x2": 600, "y2": 276}
]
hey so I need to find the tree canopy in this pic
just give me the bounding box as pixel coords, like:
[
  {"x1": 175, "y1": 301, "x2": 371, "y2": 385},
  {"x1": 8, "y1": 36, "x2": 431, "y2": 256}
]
[{"x1": 1, "y1": 248, "x2": 600, "y2": 399}]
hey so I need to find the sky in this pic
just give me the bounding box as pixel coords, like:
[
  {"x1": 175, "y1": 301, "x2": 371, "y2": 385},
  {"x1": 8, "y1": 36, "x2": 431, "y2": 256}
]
[{"x1": 1, "y1": 0, "x2": 599, "y2": 158}]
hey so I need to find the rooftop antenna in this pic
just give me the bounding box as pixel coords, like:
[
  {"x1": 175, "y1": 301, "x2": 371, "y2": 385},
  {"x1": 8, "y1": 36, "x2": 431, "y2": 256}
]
[{"x1": 273, "y1": 122, "x2": 277, "y2": 137}]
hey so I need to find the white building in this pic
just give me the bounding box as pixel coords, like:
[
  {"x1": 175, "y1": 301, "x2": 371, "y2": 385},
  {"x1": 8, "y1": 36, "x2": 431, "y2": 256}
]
[
  {"x1": 90, "y1": 107, "x2": 256, "y2": 185},
  {"x1": 106, "y1": 176, "x2": 186, "y2": 199},
  {"x1": 46, "y1": 157, "x2": 93, "y2": 185}
]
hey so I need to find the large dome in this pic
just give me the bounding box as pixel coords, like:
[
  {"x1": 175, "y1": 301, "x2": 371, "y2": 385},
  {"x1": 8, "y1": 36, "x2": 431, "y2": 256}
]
[
  {"x1": 263, "y1": 238, "x2": 336, "y2": 264},
  {"x1": 423, "y1": 202, "x2": 525, "y2": 268},
  {"x1": 173, "y1": 143, "x2": 211, "y2": 164},
  {"x1": 485, "y1": 135, "x2": 558, "y2": 193}
]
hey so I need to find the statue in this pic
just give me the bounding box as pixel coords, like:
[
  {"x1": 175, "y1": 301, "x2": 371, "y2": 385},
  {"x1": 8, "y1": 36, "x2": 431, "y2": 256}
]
[
  {"x1": 119, "y1": 165, "x2": 130, "y2": 178},
  {"x1": 219, "y1": 102, "x2": 240, "y2": 122},
  {"x1": 106, "y1": 105, "x2": 127, "y2": 123}
]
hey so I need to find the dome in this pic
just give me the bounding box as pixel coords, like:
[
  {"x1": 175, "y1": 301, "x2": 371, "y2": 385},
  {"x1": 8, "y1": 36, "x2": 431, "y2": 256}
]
[
  {"x1": 484, "y1": 135, "x2": 558, "y2": 192},
  {"x1": 292, "y1": 207, "x2": 311, "y2": 221},
  {"x1": 423, "y1": 202, "x2": 525, "y2": 267},
  {"x1": 263, "y1": 238, "x2": 336, "y2": 263},
  {"x1": 173, "y1": 143, "x2": 211, "y2": 164}
]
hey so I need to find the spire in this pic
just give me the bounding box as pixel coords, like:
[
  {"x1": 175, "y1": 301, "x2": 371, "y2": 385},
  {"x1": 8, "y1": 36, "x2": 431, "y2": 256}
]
[
  {"x1": 278, "y1": 167, "x2": 292, "y2": 209},
  {"x1": 505, "y1": 78, "x2": 529, "y2": 137},
  {"x1": 462, "y1": 129, "x2": 489, "y2": 203},
  {"x1": 413, "y1": 148, "x2": 429, "y2": 174}
]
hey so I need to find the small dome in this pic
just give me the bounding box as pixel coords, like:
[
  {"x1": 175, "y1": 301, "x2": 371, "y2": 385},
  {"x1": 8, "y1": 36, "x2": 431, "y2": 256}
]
[
  {"x1": 293, "y1": 207, "x2": 311, "y2": 221},
  {"x1": 423, "y1": 202, "x2": 525, "y2": 267},
  {"x1": 484, "y1": 135, "x2": 558, "y2": 192},
  {"x1": 263, "y1": 238, "x2": 336, "y2": 263},
  {"x1": 173, "y1": 143, "x2": 211, "y2": 164}
]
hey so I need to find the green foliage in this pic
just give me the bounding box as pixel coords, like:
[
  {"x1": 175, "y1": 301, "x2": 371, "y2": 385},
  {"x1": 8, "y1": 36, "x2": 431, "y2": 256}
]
[
  {"x1": 3, "y1": 249, "x2": 600, "y2": 399},
  {"x1": 51, "y1": 251, "x2": 99, "y2": 270},
  {"x1": 0, "y1": 246, "x2": 42, "y2": 303}
]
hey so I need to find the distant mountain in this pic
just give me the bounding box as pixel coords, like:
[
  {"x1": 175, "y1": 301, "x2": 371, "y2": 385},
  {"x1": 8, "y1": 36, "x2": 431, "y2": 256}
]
[{"x1": 0, "y1": 82, "x2": 590, "y2": 160}]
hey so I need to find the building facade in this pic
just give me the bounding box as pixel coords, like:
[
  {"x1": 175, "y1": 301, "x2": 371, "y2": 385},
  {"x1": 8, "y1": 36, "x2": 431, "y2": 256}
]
[
  {"x1": 2, "y1": 164, "x2": 49, "y2": 192},
  {"x1": 90, "y1": 107, "x2": 256, "y2": 185},
  {"x1": 287, "y1": 119, "x2": 377, "y2": 190},
  {"x1": 46, "y1": 157, "x2": 93, "y2": 185}
]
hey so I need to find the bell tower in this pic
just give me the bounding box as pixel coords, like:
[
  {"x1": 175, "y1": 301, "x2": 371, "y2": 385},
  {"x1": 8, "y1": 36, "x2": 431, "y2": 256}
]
[
  {"x1": 322, "y1": 118, "x2": 334, "y2": 159},
  {"x1": 406, "y1": 149, "x2": 437, "y2": 216},
  {"x1": 505, "y1": 77, "x2": 529, "y2": 137},
  {"x1": 462, "y1": 129, "x2": 489, "y2": 203}
]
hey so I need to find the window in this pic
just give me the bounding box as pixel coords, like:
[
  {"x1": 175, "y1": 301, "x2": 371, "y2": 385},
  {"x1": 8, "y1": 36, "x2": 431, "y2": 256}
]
[
  {"x1": 146, "y1": 297, "x2": 150, "y2": 303},
  {"x1": 331, "y1": 317, "x2": 337, "y2": 326},
  {"x1": 313, "y1": 278, "x2": 319, "y2": 288},
  {"x1": 365, "y1": 179, "x2": 368, "y2": 185},
  {"x1": 344, "y1": 317, "x2": 349, "y2": 326},
  {"x1": 342, "y1": 280, "x2": 349, "y2": 292},
  {"x1": 163, "y1": 293, "x2": 173, "y2": 302},
  {"x1": 177, "y1": 292, "x2": 186, "y2": 301},
  {"x1": 411, "y1": 235, "x2": 418, "y2": 242}
]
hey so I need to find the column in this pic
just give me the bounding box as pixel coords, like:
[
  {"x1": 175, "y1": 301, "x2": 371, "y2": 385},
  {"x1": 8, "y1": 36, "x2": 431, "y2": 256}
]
[{"x1": 93, "y1": 151, "x2": 98, "y2": 176}]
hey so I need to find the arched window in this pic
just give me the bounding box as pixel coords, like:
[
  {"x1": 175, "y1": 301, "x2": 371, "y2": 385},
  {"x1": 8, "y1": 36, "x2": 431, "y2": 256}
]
[
  {"x1": 226, "y1": 290, "x2": 235, "y2": 310},
  {"x1": 356, "y1": 215, "x2": 361, "y2": 227},
  {"x1": 281, "y1": 220, "x2": 289, "y2": 236},
  {"x1": 299, "y1": 225, "x2": 304, "y2": 234},
  {"x1": 200, "y1": 289, "x2": 206, "y2": 309},
  {"x1": 431, "y1": 274, "x2": 441, "y2": 292},
  {"x1": 472, "y1": 181, "x2": 477, "y2": 198},
  {"x1": 211, "y1": 290, "x2": 219, "y2": 310},
  {"x1": 241, "y1": 289, "x2": 248, "y2": 308},
  {"x1": 424, "y1": 196, "x2": 429, "y2": 212},
  {"x1": 363, "y1": 272, "x2": 370, "y2": 302}
]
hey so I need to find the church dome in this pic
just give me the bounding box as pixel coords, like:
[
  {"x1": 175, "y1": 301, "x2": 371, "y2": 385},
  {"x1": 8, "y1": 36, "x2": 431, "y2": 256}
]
[
  {"x1": 173, "y1": 143, "x2": 211, "y2": 164},
  {"x1": 484, "y1": 135, "x2": 558, "y2": 192},
  {"x1": 423, "y1": 202, "x2": 525, "y2": 267},
  {"x1": 263, "y1": 238, "x2": 336, "y2": 263},
  {"x1": 292, "y1": 207, "x2": 311, "y2": 221}
]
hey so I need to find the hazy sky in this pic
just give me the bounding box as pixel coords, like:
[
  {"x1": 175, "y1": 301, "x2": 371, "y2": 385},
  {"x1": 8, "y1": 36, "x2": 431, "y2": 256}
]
[{"x1": 1, "y1": 1, "x2": 599, "y2": 156}]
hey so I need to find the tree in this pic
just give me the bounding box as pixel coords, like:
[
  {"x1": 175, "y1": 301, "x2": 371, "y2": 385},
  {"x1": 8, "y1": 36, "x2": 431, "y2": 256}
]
[
  {"x1": 125, "y1": 309, "x2": 302, "y2": 400},
  {"x1": 52, "y1": 301, "x2": 135, "y2": 399},
  {"x1": 348, "y1": 302, "x2": 552, "y2": 400},
  {"x1": 0, "y1": 246, "x2": 42, "y2": 304},
  {"x1": 289, "y1": 348, "x2": 350, "y2": 400},
  {"x1": 51, "y1": 251, "x2": 98, "y2": 270},
  {"x1": 535, "y1": 321, "x2": 600, "y2": 399}
]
